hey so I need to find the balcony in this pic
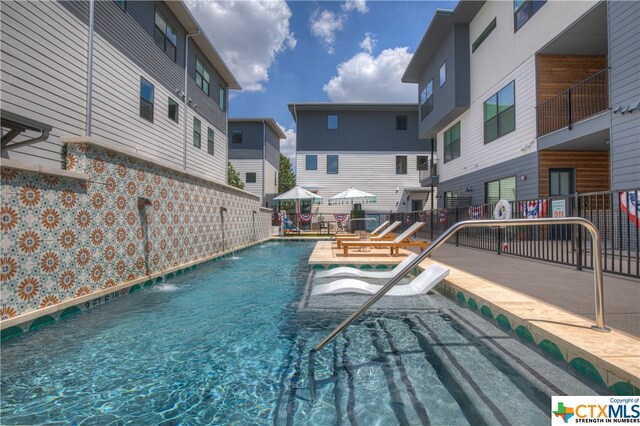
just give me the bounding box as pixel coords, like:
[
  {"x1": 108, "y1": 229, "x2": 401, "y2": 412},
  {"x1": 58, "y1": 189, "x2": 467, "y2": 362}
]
[
  {"x1": 419, "y1": 163, "x2": 438, "y2": 187},
  {"x1": 536, "y1": 68, "x2": 609, "y2": 137}
]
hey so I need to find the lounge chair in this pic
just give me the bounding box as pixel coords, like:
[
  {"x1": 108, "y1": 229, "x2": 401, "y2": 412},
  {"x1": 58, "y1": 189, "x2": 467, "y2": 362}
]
[
  {"x1": 336, "y1": 220, "x2": 390, "y2": 237},
  {"x1": 336, "y1": 221, "x2": 402, "y2": 248},
  {"x1": 341, "y1": 222, "x2": 429, "y2": 256},
  {"x1": 311, "y1": 263, "x2": 450, "y2": 296},
  {"x1": 284, "y1": 218, "x2": 300, "y2": 235},
  {"x1": 315, "y1": 253, "x2": 418, "y2": 279}
]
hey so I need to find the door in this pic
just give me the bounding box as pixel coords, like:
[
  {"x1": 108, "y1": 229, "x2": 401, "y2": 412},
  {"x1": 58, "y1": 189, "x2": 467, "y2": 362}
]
[
  {"x1": 548, "y1": 169, "x2": 575, "y2": 239},
  {"x1": 411, "y1": 199, "x2": 423, "y2": 212}
]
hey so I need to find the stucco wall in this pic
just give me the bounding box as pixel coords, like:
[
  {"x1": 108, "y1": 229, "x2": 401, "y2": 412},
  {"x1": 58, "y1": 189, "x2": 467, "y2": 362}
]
[{"x1": 0, "y1": 140, "x2": 271, "y2": 326}]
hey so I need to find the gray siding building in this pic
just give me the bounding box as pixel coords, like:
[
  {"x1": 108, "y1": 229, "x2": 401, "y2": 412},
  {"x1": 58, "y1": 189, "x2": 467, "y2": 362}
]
[{"x1": 228, "y1": 118, "x2": 285, "y2": 207}]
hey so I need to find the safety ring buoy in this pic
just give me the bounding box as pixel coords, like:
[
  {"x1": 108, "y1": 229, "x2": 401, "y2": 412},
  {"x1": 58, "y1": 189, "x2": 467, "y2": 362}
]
[{"x1": 493, "y1": 200, "x2": 513, "y2": 220}]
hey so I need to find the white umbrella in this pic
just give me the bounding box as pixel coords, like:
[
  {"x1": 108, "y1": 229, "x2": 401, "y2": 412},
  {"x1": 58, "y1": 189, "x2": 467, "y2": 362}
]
[
  {"x1": 273, "y1": 186, "x2": 323, "y2": 215},
  {"x1": 328, "y1": 187, "x2": 377, "y2": 206}
]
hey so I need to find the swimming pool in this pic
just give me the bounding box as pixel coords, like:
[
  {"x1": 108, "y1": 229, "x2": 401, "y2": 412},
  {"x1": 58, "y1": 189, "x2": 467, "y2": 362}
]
[{"x1": 0, "y1": 241, "x2": 609, "y2": 424}]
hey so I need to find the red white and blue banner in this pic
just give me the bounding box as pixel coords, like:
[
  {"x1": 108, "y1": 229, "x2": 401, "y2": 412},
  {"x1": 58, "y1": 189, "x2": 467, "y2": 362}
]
[
  {"x1": 333, "y1": 214, "x2": 348, "y2": 223},
  {"x1": 418, "y1": 211, "x2": 427, "y2": 222},
  {"x1": 520, "y1": 199, "x2": 548, "y2": 219},
  {"x1": 468, "y1": 206, "x2": 485, "y2": 220},
  {"x1": 620, "y1": 191, "x2": 639, "y2": 227},
  {"x1": 299, "y1": 213, "x2": 313, "y2": 223},
  {"x1": 438, "y1": 210, "x2": 448, "y2": 224}
]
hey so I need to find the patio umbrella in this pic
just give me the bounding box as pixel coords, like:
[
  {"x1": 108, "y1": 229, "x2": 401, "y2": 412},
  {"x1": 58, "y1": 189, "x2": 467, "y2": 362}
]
[
  {"x1": 273, "y1": 186, "x2": 323, "y2": 215},
  {"x1": 328, "y1": 187, "x2": 377, "y2": 206}
]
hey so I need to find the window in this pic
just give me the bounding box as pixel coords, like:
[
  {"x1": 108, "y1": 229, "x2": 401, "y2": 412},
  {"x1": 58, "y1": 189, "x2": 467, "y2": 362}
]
[
  {"x1": 485, "y1": 176, "x2": 516, "y2": 203},
  {"x1": 195, "y1": 57, "x2": 210, "y2": 95},
  {"x1": 246, "y1": 173, "x2": 256, "y2": 183},
  {"x1": 472, "y1": 18, "x2": 497, "y2": 52},
  {"x1": 396, "y1": 115, "x2": 408, "y2": 130},
  {"x1": 114, "y1": 0, "x2": 125, "y2": 11},
  {"x1": 231, "y1": 129, "x2": 243, "y2": 144},
  {"x1": 417, "y1": 156, "x2": 430, "y2": 170},
  {"x1": 305, "y1": 155, "x2": 317, "y2": 170},
  {"x1": 549, "y1": 169, "x2": 575, "y2": 196},
  {"x1": 395, "y1": 156, "x2": 407, "y2": 174},
  {"x1": 514, "y1": 0, "x2": 546, "y2": 32},
  {"x1": 484, "y1": 81, "x2": 515, "y2": 144},
  {"x1": 218, "y1": 85, "x2": 226, "y2": 111},
  {"x1": 193, "y1": 118, "x2": 201, "y2": 148},
  {"x1": 327, "y1": 155, "x2": 339, "y2": 174},
  {"x1": 139, "y1": 77, "x2": 154, "y2": 122},
  {"x1": 207, "y1": 128, "x2": 214, "y2": 155},
  {"x1": 439, "y1": 62, "x2": 446, "y2": 87},
  {"x1": 154, "y1": 8, "x2": 176, "y2": 61},
  {"x1": 444, "y1": 189, "x2": 460, "y2": 208},
  {"x1": 444, "y1": 122, "x2": 461, "y2": 163},
  {"x1": 420, "y1": 80, "x2": 433, "y2": 120},
  {"x1": 168, "y1": 98, "x2": 179, "y2": 123},
  {"x1": 327, "y1": 114, "x2": 339, "y2": 130}
]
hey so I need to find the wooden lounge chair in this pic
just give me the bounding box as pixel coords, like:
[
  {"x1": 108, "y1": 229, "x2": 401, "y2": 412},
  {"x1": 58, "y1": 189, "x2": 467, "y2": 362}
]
[
  {"x1": 336, "y1": 221, "x2": 402, "y2": 248},
  {"x1": 336, "y1": 220, "x2": 390, "y2": 237},
  {"x1": 341, "y1": 222, "x2": 430, "y2": 256}
]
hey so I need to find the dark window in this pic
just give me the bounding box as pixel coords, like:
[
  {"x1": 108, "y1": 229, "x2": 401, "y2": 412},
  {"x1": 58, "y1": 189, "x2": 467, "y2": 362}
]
[
  {"x1": 327, "y1": 114, "x2": 339, "y2": 130},
  {"x1": 484, "y1": 81, "x2": 515, "y2": 144},
  {"x1": 514, "y1": 0, "x2": 546, "y2": 32},
  {"x1": 327, "y1": 155, "x2": 339, "y2": 174},
  {"x1": 420, "y1": 80, "x2": 433, "y2": 120},
  {"x1": 444, "y1": 122, "x2": 461, "y2": 163},
  {"x1": 168, "y1": 98, "x2": 179, "y2": 123},
  {"x1": 246, "y1": 173, "x2": 257, "y2": 183},
  {"x1": 115, "y1": 0, "x2": 125, "y2": 11},
  {"x1": 472, "y1": 18, "x2": 497, "y2": 52},
  {"x1": 444, "y1": 189, "x2": 460, "y2": 209},
  {"x1": 139, "y1": 77, "x2": 154, "y2": 122},
  {"x1": 485, "y1": 176, "x2": 516, "y2": 203},
  {"x1": 195, "y1": 57, "x2": 210, "y2": 95},
  {"x1": 154, "y1": 8, "x2": 176, "y2": 61},
  {"x1": 193, "y1": 118, "x2": 201, "y2": 148},
  {"x1": 417, "y1": 156, "x2": 430, "y2": 170},
  {"x1": 218, "y1": 85, "x2": 226, "y2": 111},
  {"x1": 396, "y1": 115, "x2": 408, "y2": 130},
  {"x1": 411, "y1": 200, "x2": 423, "y2": 211},
  {"x1": 207, "y1": 128, "x2": 214, "y2": 155},
  {"x1": 549, "y1": 169, "x2": 575, "y2": 196},
  {"x1": 395, "y1": 156, "x2": 407, "y2": 174},
  {"x1": 440, "y1": 61, "x2": 446, "y2": 87},
  {"x1": 306, "y1": 155, "x2": 317, "y2": 170},
  {"x1": 231, "y1": 130, "x2": 243, "y2": 144}
]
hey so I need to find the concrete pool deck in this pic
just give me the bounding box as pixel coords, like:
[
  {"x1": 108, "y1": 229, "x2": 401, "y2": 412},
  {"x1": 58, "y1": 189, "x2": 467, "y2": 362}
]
[{"x1": 308, "y1": 241, "x2": 640, "y2": 394}]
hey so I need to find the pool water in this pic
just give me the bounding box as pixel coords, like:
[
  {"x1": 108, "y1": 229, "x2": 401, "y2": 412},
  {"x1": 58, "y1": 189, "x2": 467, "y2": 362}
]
[{"x1": 0, "y1": 242, "x2": 609, "y2": 424}]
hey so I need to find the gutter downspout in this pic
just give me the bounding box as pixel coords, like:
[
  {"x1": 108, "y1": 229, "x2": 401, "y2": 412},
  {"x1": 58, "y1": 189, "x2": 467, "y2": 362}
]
[
  {"x1": 85, "y1": 0, "x2": 95, "y2": 136},
  {"x1": 183, "y1": 29, "x2": 201, "y2": 171},
  {"x1": 262, "y1": 120, "x2": 266, "y2": 207},
  {"x1": 293, "y1": 104, "x2": 298, "y2": 175}
]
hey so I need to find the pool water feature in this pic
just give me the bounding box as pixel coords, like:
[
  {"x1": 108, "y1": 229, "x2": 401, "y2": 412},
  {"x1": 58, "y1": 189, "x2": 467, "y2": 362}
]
[{"x1": 0, "y1": 242, "x2": 609, "y2": 424}]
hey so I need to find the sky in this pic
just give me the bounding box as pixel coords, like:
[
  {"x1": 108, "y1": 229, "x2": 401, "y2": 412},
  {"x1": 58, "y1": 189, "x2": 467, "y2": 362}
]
[{"x1": 186, "y1": 0, "x2": 457, "y2": 159}]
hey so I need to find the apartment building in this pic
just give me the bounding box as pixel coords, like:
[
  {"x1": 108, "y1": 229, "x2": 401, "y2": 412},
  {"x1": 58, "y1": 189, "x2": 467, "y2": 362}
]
[
  {"x1": 403, "y1": 0, "x2": 639, "y2": 208},
  {"x1": 227, "y1": 118, "x2": 285, "y2": 207},
  {"x1": 289, "y1": 103, "x2": 436, "y2": 214},
  {"x1": 1, "y1": 0, "x2": 240, "y2": 183}
]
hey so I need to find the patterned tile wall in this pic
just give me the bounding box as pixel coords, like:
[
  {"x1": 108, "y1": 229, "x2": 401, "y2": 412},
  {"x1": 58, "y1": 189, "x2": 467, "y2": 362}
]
[{"x1": 0, "y1": 142, "x2": 271, "y2": 320}]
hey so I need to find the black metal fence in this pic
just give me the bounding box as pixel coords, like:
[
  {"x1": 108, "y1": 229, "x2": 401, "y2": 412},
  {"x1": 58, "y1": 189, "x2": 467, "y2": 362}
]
[
  {"x1": 390, "y1": 189, "x2": 639, "y2": 278},
  {"x1": 272, "y1": 212, "x2": 391, "y2": 235}
]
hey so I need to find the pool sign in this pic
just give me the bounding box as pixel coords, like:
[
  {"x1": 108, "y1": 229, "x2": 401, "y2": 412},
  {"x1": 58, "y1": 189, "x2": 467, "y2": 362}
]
[
  {"x1": 551, "y1": 396, "x2": 640, "y2": 425},
  {"x1": 552, "y1": 199, "x2": 566, "y2": 218}
]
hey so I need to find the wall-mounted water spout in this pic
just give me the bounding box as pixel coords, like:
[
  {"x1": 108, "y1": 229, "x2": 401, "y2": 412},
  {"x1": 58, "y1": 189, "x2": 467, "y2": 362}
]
[
  {"x1": 220, "y1": 207, "x2": 227, "y2": 252},
  {"x1": 252, "y1": 210, "x2": 257, "y2": 242}
]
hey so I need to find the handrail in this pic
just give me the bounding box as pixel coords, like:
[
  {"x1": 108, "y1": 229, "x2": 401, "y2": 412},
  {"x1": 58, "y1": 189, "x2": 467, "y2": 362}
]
[
  {"x1": 536, "y1": 68, "x2": 608, "y2": 110},
  {"x1": 307, "y1": 217, "x2": 609, "y2": 400}
]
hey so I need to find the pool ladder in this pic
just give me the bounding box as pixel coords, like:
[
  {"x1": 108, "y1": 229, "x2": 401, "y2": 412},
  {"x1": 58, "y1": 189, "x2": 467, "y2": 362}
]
[{"x1": 307, "y1": 217, "x2": 610, "y2": 400}]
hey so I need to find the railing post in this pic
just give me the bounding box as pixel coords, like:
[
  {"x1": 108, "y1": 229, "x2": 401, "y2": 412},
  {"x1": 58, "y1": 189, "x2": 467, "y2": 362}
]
[
  {"x1": 455, "y1": 208, "x2": 459, "y2": 247},
  {"x1": 576, "y1": 193, "x2": 583, "y2": 271},
  {"x1": 567, "y1": 88, "x2": 573, "y2": 130},
  {"x1": 430, "y1": 210, "x2": 434, "y2": 241}
]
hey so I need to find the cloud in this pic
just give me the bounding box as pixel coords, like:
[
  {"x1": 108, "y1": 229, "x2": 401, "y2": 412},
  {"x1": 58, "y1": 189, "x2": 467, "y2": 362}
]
[
  {"x1": 186, "y1": 0, "x2": 296, "y2": 92},
  {"x1": 359, "y1": 32, "x2": 376, "y2": 54},
  {"x1": 278, "y1": 124, "x2": 296, "y2": 162},
  {"x1": 309, "y1": 10, "x2": 344, "y2": 54},
  {"x1": 342, "y1": 0, "x2": 368, "y2": 14},
  {"x1": 323, "y1": 47, "x2": 416, "y2": 102}
]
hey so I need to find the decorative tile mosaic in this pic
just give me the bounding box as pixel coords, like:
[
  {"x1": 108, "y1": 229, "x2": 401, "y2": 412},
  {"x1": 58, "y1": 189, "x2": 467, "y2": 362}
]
[{"x1": 1, "y1": 142, "x2": 272, "y2": 320}]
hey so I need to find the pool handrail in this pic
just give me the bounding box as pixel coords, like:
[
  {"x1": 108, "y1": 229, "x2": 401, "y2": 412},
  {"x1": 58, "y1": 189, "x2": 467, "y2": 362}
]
[{"x1": 308, "y1": 217, "x2": 609, "y2": 400}]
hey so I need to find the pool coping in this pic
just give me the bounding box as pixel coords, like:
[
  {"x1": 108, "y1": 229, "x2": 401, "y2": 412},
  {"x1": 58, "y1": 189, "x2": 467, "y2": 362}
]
[{"x1": 0, "y1": 237, "x2": 273, "y2": 339}]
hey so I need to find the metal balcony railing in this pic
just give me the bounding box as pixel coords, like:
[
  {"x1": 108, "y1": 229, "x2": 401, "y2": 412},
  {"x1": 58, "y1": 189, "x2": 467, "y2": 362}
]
[
  {"x1": 536, "y1": 68, "x2": 609, "y2": 137},
  {"x1": 418, "y1": 163, "x2": 437, "y2": 182}
]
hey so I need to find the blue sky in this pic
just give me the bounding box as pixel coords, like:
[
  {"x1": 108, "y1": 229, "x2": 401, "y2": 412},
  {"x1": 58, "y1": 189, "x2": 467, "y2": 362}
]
[{"x1": 187, "y1": 0, "x2": 457, "y2": 157}]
